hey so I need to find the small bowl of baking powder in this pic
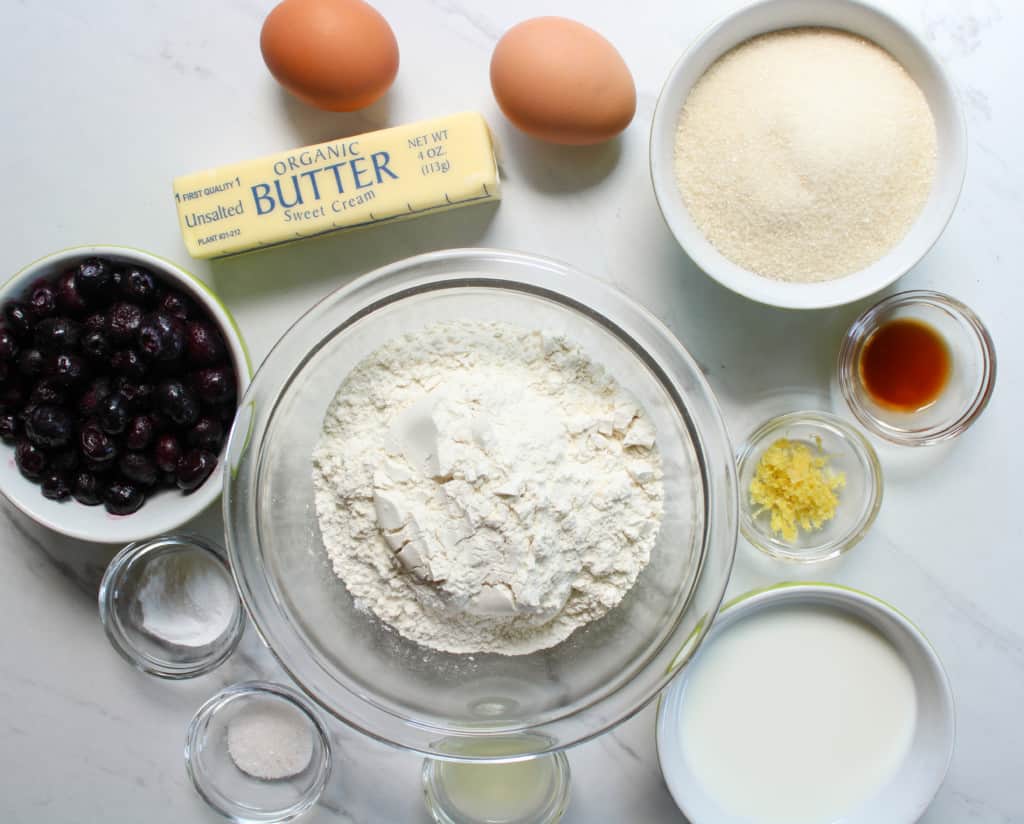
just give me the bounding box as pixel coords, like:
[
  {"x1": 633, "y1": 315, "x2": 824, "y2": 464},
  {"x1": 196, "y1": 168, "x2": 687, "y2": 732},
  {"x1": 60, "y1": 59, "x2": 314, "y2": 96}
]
[
  {"x1": 186, "y1": 681, "x2": 332, "y2": 824},
  {"x1": 98, "y1": 533, "x2": 244, "y2": 679}
]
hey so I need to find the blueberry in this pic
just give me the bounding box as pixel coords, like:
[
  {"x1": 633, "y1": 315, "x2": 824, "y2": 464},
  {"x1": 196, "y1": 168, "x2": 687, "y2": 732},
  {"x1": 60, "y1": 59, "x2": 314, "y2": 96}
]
[
  {"x1": 74, "y1": 258, "x2": 115, "y2": 304},
  {"x1": 49, "y1": 448, "x2": 79, "y2": 474},
  {"x1": 176, "y1": 448, "x2": 217, "y2": 492},
  {"x1": 83, "y1": 457, "x2": 116, "y2": 475},
  {"x1": 0, "y1": 328, "x2": 18, "y2": 360},
  {"x1": 0, "y1": 360, "x2": 8, "y2": 384},
  {"x1": 103, "y1": 479, "x2": 144, "y2": 511},
  {"x1": 78, "y1": 377, "x2": 112, "y2": 418},
  {"x1": 120, "y1": 266, "x2": 161, "y2": 306},
  {"x1": 45, "y1": 353, "x2": 89, "y2": 389},
  {"x1": 29, "y1": 283, "x2": 57, "y2": 319},
  {"x1": 124, "y1": 415, "x2": 155, "y2": 450},
  {"x1": 82, "y1": 330, "x2": 112, "y2": 362},
  {"x1": 149, "y1": 410, "x2": 170, "y2": 433},
  {"x1": 115, "y1": 378, "x2": 153, "y2": 412},
  {"x1": 34, "y1": 317, "x2": 81, "y2": 352},
  {"x1": 40, "y1": 472, "x2": 72, "y2": 501},
  {"x1": 104, "y1": 480, "x2": 144, "y2": 515},
  {"x1": 146, "y1": 355, "x2": 186, "y2": 381},
  {"x1": 0, "y1": 413, "x2": 19, "y2": 443},
  {"x1": 80, "y1": 420, "x2": 117, "y2": 468},
  {"x1": 83, "y1": 313, "x2": 106, "y2": 334},
  {"x1": 118, "y1": 451, "x2": 158, "y2": 487},
  {"x1": 185, "y1": 321, "x2": 226, "y2": 366},
  {"x1": 98, "y1": 392, "x2": 130, "y2": 435},
  {"x1": 138, "y1": 312, "x2": 185, "y2": 361},
  {"x1": 0, "y1": 378, "x2": 25, "y2": 413},
  {"x1": 4, "y1": 302, "x2": 34, "y2": 339},
  {"x1": 15, "y1": 439, "x2": 47, "y2": 480},
  {"x1": 25, "y1": 405, "x2": 73, "y2": 448},
  {"x1": 28, "y1": 378, "x2": 67, "y2": 407},
  {"x1": 153, "y1": 433, "x2": 182, "y2": 473},
  {"x1": 55, "y1": 271, "x2": 89, "y2": 317},
  {"x1": 192, "y1": 366, "x2": 234, "y2": 405},
  {"x1": 16, "y1": 347, "x2": 44, "y2": 377},
  {"x1": 72, "y1": 471, "x2": 105, "y2": 506},
  {"x1": 156, "y1": 380, "x2": 199, "y2": 426},
  {"x1": 158, "y1": 291, "x2": 192, "y2": 320},
  {"x1": 110, "y1": 349, "x2": 148, "y2": 381},
  {"x1": 186, "y1": 416, "x2": 224, "y2": 452},
  {"x1": 106, "y1": 302, "x2": 143, "y2": 345}
]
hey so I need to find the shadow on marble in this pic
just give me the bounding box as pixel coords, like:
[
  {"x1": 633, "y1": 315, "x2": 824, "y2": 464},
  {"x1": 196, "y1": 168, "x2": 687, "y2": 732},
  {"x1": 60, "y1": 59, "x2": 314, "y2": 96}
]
[
  {"x1": 0, "y1": 495, "x2": 229, "y2": 597},
  {"x1": 207, "y1": 197, "x2": 499, "y2": 306},
  {"x1": 275, "y1": 86, "x2": 394, "y2": 147},
  {"x1": 497, "y1": 122, "x2": 623, "y2": 193}
]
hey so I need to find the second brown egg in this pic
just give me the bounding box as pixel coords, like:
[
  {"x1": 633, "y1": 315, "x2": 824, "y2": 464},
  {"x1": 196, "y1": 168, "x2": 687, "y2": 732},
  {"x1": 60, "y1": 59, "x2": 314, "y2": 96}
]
[{"x1": 490, "y1": 17, "x2": 636, "y2": 146}]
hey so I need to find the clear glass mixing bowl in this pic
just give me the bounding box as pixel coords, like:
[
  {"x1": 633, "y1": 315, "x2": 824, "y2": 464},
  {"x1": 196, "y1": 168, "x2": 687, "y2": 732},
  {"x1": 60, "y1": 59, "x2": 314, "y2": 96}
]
[{"x1": 223, "y1": 249, "x2": 737, "y2": 760}]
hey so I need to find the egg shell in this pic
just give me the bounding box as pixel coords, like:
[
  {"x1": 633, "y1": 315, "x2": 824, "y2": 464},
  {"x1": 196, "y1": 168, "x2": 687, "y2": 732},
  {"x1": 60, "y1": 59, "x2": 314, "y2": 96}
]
[
  {"x1": 260, "y1": 0, "x2": 399, "y2": 112},
  {"x1": 490, "y1": 17, "x2": 636, "y2": 146}
]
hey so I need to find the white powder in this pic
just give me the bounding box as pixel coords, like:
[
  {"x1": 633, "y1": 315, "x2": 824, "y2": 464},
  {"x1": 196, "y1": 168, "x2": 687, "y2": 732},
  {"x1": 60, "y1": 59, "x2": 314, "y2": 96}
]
[
  {"x1": 227, "y1": 703, "x2": 314, "y2": 781},
  {"x1": 137, "y1": 549, "x2": 235, "y2": 647},
  {"x1": 674, "y1": 27, "x2": 937, "y2": 282},
  {"x1": 312, "y1": 321, "x2": 664, "y2": 655}
]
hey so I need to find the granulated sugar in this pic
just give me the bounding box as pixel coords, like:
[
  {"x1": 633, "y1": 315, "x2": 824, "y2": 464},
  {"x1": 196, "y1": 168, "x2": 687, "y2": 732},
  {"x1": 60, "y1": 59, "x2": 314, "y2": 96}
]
[
  {"x1": 674, "y1": 28, "x2": 937, "y2": 282},
  {"x1": 227, "y1": 702, "x2": 314, "y2": 781}
]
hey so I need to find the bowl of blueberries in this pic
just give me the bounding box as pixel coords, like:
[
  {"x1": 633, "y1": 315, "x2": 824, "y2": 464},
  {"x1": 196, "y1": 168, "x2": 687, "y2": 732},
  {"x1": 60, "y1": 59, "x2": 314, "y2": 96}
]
[{"x1": 0, "y1": 245, "x2": 250, "y2": 543}]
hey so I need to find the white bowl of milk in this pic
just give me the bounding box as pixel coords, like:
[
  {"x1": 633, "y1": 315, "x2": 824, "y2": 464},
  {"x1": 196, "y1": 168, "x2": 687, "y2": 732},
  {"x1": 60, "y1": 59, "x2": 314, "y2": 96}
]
[{"x1": 656, "y1": 582, "x2": 954, "y2": 824}]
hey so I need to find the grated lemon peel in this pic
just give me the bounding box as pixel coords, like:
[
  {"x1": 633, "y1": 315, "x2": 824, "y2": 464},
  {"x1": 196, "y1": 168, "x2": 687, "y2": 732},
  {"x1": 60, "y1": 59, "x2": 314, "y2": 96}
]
[{"x1": 749, "y1": 437, "x2": 846, "y2": 542}]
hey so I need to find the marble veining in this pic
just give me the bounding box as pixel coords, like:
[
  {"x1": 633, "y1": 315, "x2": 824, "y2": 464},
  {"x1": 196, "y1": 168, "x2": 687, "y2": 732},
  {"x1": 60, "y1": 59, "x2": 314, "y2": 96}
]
[{"x1": 1, "y1": 0, "x2": 1022, "y2": 822}]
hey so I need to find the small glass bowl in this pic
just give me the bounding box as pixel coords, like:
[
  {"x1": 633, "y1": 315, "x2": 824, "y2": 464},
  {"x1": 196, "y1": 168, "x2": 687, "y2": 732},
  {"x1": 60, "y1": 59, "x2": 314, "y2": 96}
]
[
  {"x1": 98, "y1": 534, "x2": 245, "y2": 679},
  {"x1": 736, "y1": 412, "x2": 883, "y2": 563},
  {"x1": 422, "y1": 750, "x2": 571, "y2": 824},
  {"x1": 185, "y1": 681, "x2": 332, "y2": 824},
  {"x1": 838, "y1": 290, "x2": 996, "y2": 445}
]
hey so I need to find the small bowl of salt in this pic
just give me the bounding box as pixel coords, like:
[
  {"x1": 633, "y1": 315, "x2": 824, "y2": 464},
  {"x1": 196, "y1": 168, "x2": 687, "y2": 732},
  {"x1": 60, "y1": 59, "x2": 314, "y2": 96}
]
[
  {"x1": 186, "y1": 681, "x2": 332, "y2": 824},
  {"x1": 99, "y1": 534, "x2": 245, "y2": 679}
]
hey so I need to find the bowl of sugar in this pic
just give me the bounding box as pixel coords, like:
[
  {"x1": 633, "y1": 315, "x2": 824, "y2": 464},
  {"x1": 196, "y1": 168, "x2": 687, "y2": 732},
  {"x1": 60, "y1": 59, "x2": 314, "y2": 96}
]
[
  {"x1": 650, "y1": 0, "x2": 966, "y2": 309},
  {"x1": 656, "y1": 582, "x2": 955, "y2": 824}
]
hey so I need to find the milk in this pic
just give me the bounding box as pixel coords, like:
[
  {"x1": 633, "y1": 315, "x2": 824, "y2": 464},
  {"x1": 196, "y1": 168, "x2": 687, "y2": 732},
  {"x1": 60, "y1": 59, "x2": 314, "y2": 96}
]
[{"x1": 680, "y1": 604, "x2": 917, "y2": 824}]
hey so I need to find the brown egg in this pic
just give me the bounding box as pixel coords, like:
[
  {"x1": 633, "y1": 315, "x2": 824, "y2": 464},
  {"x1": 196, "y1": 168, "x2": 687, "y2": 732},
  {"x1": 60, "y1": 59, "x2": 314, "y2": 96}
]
[
  {"x1": 490, "y1": 17, "x2": 636, "y2": 145},
  {"x1": 260, "y1": 0, "x2": 399, "y2": 112}
]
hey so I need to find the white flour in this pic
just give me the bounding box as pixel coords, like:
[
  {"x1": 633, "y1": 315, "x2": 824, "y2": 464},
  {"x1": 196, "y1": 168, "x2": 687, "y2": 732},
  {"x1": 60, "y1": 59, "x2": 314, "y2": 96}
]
[{"x1": 312, "y1": 321, "x2": 664, "y2": 655}]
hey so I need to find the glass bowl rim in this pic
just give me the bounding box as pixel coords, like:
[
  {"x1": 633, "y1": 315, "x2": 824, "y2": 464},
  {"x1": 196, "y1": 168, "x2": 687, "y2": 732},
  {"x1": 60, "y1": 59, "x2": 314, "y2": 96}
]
[
  {"x1": 97, "y1": 532, "x2": 245, "y2": 679},
  {"x1": 837, "y1": 290, "x2": 997, "y2": 446},
  {"x1": 184, "y1": 679, "x2": 333, "y2": 823},
  {"x1": 736, "y1": 410, "x2": 883, "y2": 563},
  {"x1": 222, "y1": 247, "x2": 738, "y2": 759}
]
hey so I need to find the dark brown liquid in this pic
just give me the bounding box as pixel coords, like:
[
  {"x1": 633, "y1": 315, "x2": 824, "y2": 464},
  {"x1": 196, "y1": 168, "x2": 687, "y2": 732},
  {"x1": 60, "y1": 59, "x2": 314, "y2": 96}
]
[{"x1": 859, "y1": 318, "x2": 951, "y2": 411}]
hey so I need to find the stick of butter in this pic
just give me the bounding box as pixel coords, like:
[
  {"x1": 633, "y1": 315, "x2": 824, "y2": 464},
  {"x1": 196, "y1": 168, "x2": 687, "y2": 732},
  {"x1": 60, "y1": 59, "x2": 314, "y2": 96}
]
[{"x1": 172, "y1": 112, "x2": 500, "y2": 259}]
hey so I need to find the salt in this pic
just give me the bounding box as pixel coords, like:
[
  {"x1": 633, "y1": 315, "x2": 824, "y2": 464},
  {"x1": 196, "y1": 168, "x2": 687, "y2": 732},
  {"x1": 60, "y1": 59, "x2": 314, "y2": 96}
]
[
  {"x1": 227, "y1": 703, "x2": 314, "y2": 781},
  {"x1": 136, "y1": 548, "x2": 235, "y2": 647}
]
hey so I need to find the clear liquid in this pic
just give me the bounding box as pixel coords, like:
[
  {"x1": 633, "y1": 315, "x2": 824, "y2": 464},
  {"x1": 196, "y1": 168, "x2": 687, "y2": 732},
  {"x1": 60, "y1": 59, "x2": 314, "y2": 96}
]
[
  {"x1": 431, "y1": 737, "x2": 560, "y2": 823},
  {"x1": 439, "y1": 758, "x2": 552, "y2": 822}
]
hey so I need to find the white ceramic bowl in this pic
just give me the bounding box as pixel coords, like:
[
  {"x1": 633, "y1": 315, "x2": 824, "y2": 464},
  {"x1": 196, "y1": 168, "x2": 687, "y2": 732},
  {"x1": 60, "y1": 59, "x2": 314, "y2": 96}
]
[
  {"x1": 650, "y1": 0, "x2": 967, "y2": 309},
  {"x1": 656, "y1": 582, "x2": 955, "y2": 824},
  {"x1": 0, "y1": 245, "x2": 251, "y2": 543}
]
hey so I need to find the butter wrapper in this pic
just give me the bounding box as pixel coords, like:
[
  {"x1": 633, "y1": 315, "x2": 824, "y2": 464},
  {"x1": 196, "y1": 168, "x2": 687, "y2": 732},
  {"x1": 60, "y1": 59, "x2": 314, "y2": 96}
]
[{"x1": 172, "y1": 112, "x2": 500, "y2": 259}]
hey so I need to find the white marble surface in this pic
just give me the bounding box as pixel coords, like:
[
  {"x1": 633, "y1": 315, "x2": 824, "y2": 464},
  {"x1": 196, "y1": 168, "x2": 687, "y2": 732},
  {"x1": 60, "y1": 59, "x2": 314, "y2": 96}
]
[{"x1": 1, "y1": 0, "x2": 1021, "y2": 821}]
